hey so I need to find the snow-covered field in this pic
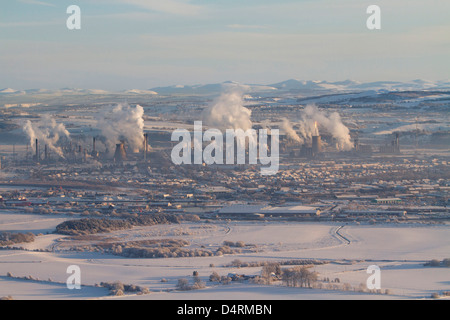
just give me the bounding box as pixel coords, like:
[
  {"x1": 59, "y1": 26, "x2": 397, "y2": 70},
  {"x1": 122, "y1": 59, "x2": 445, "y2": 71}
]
[
  {"x1": 0, "y1": 211, "x2": 70, "y2": 234},
  {"x1": 0, "y1": 277, "x2": 109, "y2": 300},
  {"x1": 1, "y1": 217, "x2": 449, "y2": 300}
]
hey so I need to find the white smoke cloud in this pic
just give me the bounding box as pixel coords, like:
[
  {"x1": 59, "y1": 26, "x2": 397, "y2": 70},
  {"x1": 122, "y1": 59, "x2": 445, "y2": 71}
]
[
  {"x1": 96, "y1": 103, "x2": 145, "y2": 154},
  {"x1": 202, "y1": 86, "x2": 252, "y2": 131},
  {"x1": 285, "y1": 105, "x2": 353, "y2": 151},
  {"x1": 281, "y1": 118, "x2": 303, "y2": 144},
  {"x1": 22, "y1": 115, "x2": 70, "y2": 158}
]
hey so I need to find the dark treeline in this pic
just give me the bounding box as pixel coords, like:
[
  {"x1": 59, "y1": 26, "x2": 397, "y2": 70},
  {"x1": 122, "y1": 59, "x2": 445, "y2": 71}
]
[
  {"x1": 0, "y1": 232, "x2": 35, "y2": 246},
  {"x1": 55, "y1": 213, "x2": 179, "y2": 235}
]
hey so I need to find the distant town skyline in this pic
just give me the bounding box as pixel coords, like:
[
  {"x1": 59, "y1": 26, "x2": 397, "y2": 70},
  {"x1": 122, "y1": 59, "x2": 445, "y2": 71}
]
[{"x1": 1, "y1": 0, "x2": 450, "y2": 90}]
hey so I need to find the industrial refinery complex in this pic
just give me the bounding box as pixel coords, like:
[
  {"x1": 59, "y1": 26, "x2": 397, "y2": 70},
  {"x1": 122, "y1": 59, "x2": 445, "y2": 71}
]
[
  {"x1": 0, "y1": 82, "x2": 449, "y2": 301},
  {"x1": 0, "y1": 97, "x2": 448, "y2": 224}
]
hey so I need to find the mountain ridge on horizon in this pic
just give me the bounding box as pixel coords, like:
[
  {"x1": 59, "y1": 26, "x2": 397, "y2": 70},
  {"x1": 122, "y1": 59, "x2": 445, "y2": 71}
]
[{"x1": 2, "y1": 79, "x2": 450, "y2": 96}]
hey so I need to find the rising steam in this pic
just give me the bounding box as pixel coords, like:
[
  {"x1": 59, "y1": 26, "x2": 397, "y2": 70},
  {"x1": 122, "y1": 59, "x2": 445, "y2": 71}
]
[
  {"x1": 282, "y1": 118, "x2": 303, "y2": 144},
  {"x1": 202, "y1": 86, "x2": 253, "y2": 131},
  {"x1": 96, "y1": 103, "x2": 145, "y2": 154},
  {"x1": 23, "y1": 115, "x2": 71, "y2": 158},
  {"x1": 284, "y1": 105, "x2": 352, "y2": 151}
]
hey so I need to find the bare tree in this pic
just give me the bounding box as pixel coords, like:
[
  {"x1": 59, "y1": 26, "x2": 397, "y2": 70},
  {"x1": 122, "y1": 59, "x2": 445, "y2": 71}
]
[
  {"x1": 443, "y1": 258, "x2": 450, "y2": 267},
  {"x1": 281, "y1": 266, "x2": 317, "y2": 288},
  {"x1": 209, "y1": 272, "x2": 220, "y2": 282},
  {"x1": 193, "y1": 276, "x2": 205, "y2": 289},
  {"x1": 261, "y1": 263, "x2": 281, "y2": 285},
  {"x1": 176, "y1": 278, "x2": 191, "y2": 291}
]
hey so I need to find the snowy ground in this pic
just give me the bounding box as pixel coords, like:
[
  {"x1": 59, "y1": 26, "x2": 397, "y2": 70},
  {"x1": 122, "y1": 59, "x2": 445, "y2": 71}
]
[
  {"x1": 0, "y1": 218, "x2": 449, "y2": 300},
  {"x1": 0, "y1": 211, "x2": 70, "y2": 234},
  {"x1": 0, "y1": 277, "x2": 109, "y2": 300}
]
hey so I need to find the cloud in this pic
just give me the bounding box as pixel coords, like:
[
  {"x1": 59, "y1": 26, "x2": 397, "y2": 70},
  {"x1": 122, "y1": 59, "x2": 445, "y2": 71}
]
[
  {"x1": 227, "y1": 24, "x2": 268, "y2": 30},
  {"x1": 0, "y1": 20, "x2": 59, "y2": 27},
  {"x1": 114, "y1": 0, "x2": 202, "y2": 16},
  {"x1": 17, "y1": 0, "x2": 55, "y2": 7}
]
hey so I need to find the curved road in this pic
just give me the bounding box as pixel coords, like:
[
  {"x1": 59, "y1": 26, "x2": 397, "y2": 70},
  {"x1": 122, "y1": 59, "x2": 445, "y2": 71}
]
[{"x1": 335, "y1": 226, "x2": 351, "y2": 245}]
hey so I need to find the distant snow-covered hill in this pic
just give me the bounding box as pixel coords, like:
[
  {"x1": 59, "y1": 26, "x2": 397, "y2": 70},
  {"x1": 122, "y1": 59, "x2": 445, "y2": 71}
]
[
  {"x1": 2, "y1": 79, "x2": 449, "y2": 99},
  {"x1": 150, "y1": 81, "x2": 277, "y2": 95},
  {"x1": 0, "y1": 88, "x2": 21, "y2": 94},
  {"x1": 269, "y1": 79, "x2": 450, "y2": 93}
]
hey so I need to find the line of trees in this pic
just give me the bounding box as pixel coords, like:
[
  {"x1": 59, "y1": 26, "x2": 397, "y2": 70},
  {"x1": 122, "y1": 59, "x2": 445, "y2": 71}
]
[
  {"x1": 176, "y1": 277, "x2": 206, "y2": 291},
  {"x1": 259, "y1": 263, "x2": 319, "y2": 288},
  {"x1": 98, "y1": 281, "x2": 149, "y2": 296},
  {"x1": 280, "y1": 266, "x2": 318, "y2": 288},
  {"x1": 55, "y1": 213, "x2": 179, "y2": 235},
  {"x1": 226, "y1": 259, "x2": 326, "y2": 268},
  {"x1": 0, "y1": 232, "x2": 35, "y2": 246},
  {"x1": 223, "y1": 241, "x2": 248, "y2": 248},
  {"x1": 424, "y1": 258, "x2": 450, "y2": 268}
]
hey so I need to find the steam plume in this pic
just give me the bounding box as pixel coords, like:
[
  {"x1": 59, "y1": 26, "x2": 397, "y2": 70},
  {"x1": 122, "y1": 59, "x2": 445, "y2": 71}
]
[
  {"x1": 96, "y1": 103, "x2": 145, "y2": 154},
  {"x1": 285, "y1": 105, "x2": 352, "y2": 151},
  {"x1": 282, "y1": 118, "x2": 303, "y2": 144},
  {"x1": 202, "y1": 86, "x2": 252, "y2": 131},
  {"x1": 23, "y1": 115, "x2": 70, "y2": 158}
]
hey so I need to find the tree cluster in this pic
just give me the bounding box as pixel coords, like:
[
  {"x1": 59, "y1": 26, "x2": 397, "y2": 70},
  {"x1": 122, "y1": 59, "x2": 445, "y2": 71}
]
[
  {"x1": 424, "y1": 258, "x2": 450, "y2": 268},
  {"x1": 98, "y1": 281, "x2": 149, "y2": 296},
  {"x1": 281, "y1": 266, "x2": 318, "y2": 288},
  {"x1": 0, "y1": 232, "x2": 35, "y2": 246},
  {"x1": 55, "y1": 213, "x2": 179, "y2": 235},
  {"x1": 176, "y1": 277, "x2": 205, "y2": 291}
]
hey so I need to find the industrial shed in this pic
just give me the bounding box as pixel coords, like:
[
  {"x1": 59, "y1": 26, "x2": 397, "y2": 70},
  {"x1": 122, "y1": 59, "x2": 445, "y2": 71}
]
[{"x1": 217, "y1": 204, "x2": 321, "y2": 218}]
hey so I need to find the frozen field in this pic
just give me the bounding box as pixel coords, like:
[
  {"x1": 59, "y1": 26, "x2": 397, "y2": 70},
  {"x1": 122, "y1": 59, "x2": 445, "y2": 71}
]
[
  {"x1": 0, "y1": 219, "x2": 449, "y2": 300},
  {"x1": 0, "y1": 211, "x2": 71, "y2": 234},
  {"x1": 0, "y1": 277, "x2": 109, "y2": 300}
]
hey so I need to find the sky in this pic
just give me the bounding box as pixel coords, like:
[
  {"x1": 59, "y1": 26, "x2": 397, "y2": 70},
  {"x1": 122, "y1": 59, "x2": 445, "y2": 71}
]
[{"x1": 0, "y1": 0, "x2": 449, "y2": 90}]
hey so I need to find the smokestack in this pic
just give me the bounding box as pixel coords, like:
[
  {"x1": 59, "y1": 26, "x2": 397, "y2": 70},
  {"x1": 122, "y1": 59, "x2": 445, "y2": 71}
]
[
  {"x1": 35, "y1": 139, "x2": 39, "y2": 162},
  {"x1": 114, "y1": 142, "x2": 127, "y2": 162},
  {"x1": 143, "y1": 133, "x2": 148, "y2": 162},
  {"x1": 91, "y1": 137, "x2": 98, "y2": 158},
  {"x1": 44, "y1": 144, "x2": 48, "y2": 161},
  {"x1": 395, "y1": 132, "x2": 400, "y2": 152},
  {"x1": 312, "y1": 135, "x2": 321, "y2": 156}
]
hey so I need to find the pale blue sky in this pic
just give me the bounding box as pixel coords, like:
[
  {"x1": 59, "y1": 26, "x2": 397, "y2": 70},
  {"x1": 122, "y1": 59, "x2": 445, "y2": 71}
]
[{"x1": 1, "y1": 0, "x2": 449, "y2": 90}]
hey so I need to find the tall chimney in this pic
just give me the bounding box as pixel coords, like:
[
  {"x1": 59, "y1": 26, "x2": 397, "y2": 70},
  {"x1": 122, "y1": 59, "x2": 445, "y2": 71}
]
[
  {"x1": 44, "y1": 144, "x2": 48, "y2": 161},
  {"x1": 35, "y1": 139, "x2": 39, "y2": 161},
  {"x1": 395, "y1": 132, "x2": 400, "y2": 153},
  {"x1": 354, "y1": 138, "x2": 359, "y2": 151},
  {"x1": 91, "y1": 137, "x2": 98, "y2": 158},
  {"x1": 144, "y1": 133, "x2": 148, "y2": 162},
  {"x1": 312, "y1": 135, "x2": 321, "y2": 156}
]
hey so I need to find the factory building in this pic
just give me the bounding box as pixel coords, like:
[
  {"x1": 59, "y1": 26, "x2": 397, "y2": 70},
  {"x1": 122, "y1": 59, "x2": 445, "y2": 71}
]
[
  {"x1": 379, "y1": 133, "x2": 401, "y2": 154},
  {"x1": 373, "y1": 198, "x2": 402, "y2": 205},
  {"x1": 217, "y1": 204, "x2": 321, "y2": 219}
]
